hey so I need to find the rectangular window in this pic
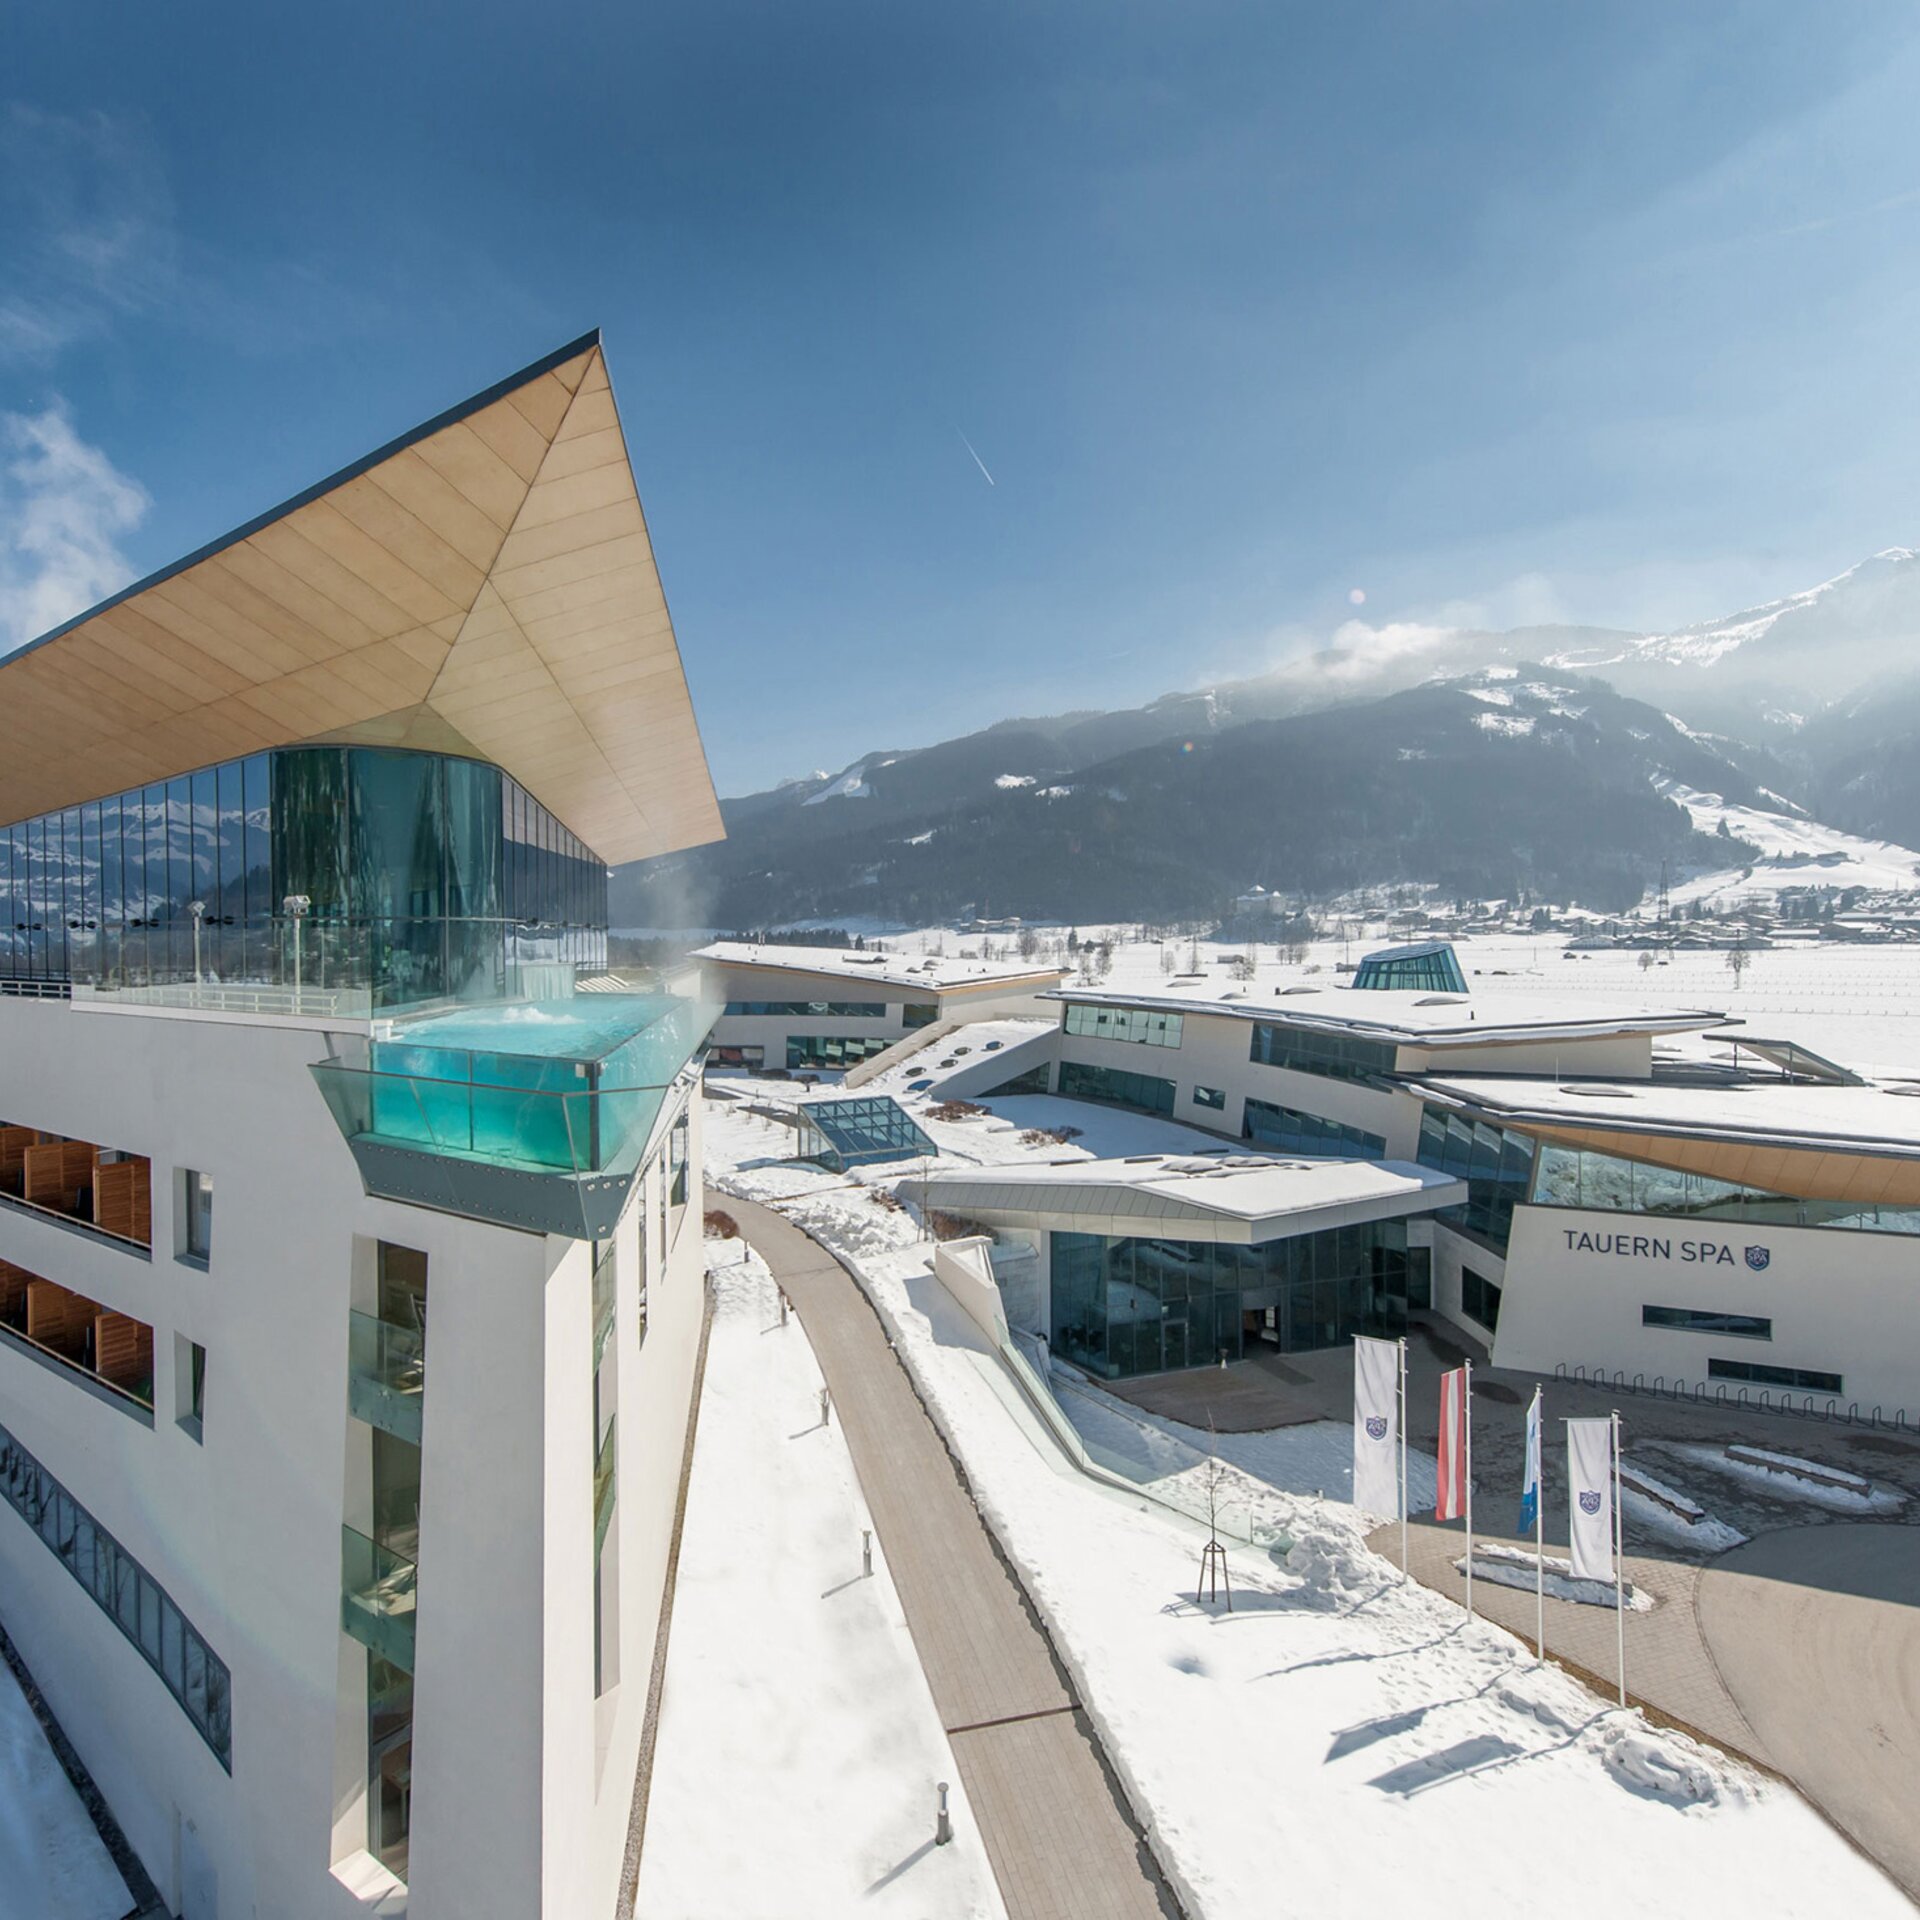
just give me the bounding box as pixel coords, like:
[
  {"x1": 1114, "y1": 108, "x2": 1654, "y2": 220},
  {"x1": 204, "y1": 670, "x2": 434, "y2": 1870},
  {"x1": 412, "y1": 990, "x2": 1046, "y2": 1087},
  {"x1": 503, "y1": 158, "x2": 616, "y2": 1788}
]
[
  {"x1": 1242, "y1": 1097, "x2": 1385, "y2": 1158},
  {"x1": 668, "y1": 1112, "x2": 690, "y2": 1212},
  {"x1": 175, "y1": 1335, "x2": 208, "y2": 1442},
  {"x1": 1063, "y1": 1003, "x2": 1183, "y2": 1048},
  {"x1": 1461, "y1": 1266, "x2": 1502, "y2": 1332},
  {"x1": 182, "y1": 1169, "x2": 213, "y2": 1263},
  {"x1": 902, "y1": 1002, "x2": 938, "y2": 1028},
  {"x1": 1058, "y1": 1060, "x2": 1176, "y2": 1116},
  {"x1": 1708, "y1": 1357, "x2": 1843, "y2": 1396},
  {"x1": 1642, "y1": 1305, "x2": 1772, "y2": 1340},
  {"x1": 1248, "y1": 1022, "x2": 1395, "y2": 1084},
  {"x1": 1192, "y1": 1085, "x2": 1226, "y2": 1111},
  {"x1": 785, "y1": 1034, "x2": 894, "y2": 1072}
]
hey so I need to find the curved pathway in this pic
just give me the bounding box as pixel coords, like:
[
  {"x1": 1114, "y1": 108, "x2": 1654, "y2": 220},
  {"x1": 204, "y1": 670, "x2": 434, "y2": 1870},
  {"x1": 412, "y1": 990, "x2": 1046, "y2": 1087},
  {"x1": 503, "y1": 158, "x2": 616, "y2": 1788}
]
[
  {"x1": 726, "y1": 1197, "x2": 1178, "y2": 1920},
  {"x1": 1696, "y1": 1525, "x2": 1920, "y2": 1901}
]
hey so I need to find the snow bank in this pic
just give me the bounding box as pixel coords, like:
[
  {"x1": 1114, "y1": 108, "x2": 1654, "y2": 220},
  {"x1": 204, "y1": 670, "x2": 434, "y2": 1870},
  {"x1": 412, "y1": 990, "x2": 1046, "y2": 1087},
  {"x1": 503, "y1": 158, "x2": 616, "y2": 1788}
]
[
  {"x1": 1675, "y1": 1443, "x2": 1905, "y2": 1514},
  {"x1": 634, "y1": 1244, "x2": 1005, "y2": 1920},
  {"x1": 0, "y1": 1657, "x2": 130, "y2": 1920},
  {"x1": 1454, "y1": 1543, "x2": 1655, "y2": 1612}
]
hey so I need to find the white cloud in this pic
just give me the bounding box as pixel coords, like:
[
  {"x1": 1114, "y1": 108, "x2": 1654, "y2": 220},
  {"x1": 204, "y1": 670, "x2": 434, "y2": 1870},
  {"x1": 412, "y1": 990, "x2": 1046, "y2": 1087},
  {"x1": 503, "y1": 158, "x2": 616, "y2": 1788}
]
[
  {"x1": 1315, "y1": 618, "x2": 1456, "y2": 680},
  {"x1": 0, "y1": 104, "x2": 180, "y2": 365},
  {"x1": 0, "y1": 402, "x2": 148, "y2": 650}
]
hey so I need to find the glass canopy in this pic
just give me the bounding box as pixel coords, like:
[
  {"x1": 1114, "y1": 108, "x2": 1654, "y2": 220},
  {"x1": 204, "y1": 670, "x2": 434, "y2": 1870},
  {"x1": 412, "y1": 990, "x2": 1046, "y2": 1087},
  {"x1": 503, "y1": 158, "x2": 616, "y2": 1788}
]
[{"x1": 793, "y1": 1096, "x2": 937, "y2": 1171}]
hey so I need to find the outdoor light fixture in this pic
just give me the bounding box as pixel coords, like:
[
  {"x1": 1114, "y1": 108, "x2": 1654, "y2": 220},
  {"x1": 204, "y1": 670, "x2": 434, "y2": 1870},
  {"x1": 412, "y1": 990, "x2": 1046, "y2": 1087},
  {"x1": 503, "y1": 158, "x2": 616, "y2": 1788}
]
[{"x1": 284, "y1": 894, "x2": 312, "y2": 1011}]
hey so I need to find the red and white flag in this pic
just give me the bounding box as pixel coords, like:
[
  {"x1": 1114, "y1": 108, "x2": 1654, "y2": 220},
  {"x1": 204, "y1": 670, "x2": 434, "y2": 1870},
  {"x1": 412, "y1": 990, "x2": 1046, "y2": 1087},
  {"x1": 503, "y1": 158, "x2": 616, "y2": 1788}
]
[{"x1": 1435, "y1": 1365, "x2": 1469, "y2": 1521}]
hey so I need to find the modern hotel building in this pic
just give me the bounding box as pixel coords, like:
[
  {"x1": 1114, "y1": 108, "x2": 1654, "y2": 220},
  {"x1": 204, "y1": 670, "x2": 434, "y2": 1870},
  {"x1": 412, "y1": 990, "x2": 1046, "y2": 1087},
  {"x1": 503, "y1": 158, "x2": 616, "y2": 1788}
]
[
  {"x1": 917, "y1": 946, "x2": 1920, "y2": 1413},
  {"x1": 0, "y1": 336, "x2": 723, "y2": 1919}
]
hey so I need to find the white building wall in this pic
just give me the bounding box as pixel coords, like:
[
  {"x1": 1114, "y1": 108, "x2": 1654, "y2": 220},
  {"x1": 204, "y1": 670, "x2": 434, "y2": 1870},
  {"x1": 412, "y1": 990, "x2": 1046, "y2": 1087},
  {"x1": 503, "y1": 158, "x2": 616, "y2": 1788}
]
[
  {"x1": 1493, "y1": 1205, "x2": 1919, "y2": 1412},
  {"x1": 0, "y1": 997, "x2": 707, "y2": 1920},
  {"x1": 1393, "y1": 1032, "x2": 1653, "y2": 1080},
  {"x1": 1426, "y1": 1221, "x2": 1504, "y2": 1350},
  {"x1": 1054, "y1": 1006, "x2": 1417, "y2": 1151}
]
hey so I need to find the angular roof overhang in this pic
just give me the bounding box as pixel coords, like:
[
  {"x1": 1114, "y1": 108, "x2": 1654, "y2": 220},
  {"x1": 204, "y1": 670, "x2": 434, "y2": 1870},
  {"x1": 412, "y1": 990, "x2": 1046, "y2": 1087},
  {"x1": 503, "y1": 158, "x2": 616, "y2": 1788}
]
[{"x1": 0, "y1": 332, "x2": 723, "y2": 865}]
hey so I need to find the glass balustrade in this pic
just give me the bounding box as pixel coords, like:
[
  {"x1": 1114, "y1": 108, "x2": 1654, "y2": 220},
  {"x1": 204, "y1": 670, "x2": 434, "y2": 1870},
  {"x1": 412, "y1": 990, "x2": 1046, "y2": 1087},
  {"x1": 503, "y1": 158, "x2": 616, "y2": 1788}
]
[
  {"x1": 342, "y1": 1525, "x2": 417, "y2": 1673},
  {"x1": 593, "y1": 1417, "x2": 617, "y2": 1556},
  {"x1": 348, "y1": 1312, "x2": 426, "y2": 1445}
]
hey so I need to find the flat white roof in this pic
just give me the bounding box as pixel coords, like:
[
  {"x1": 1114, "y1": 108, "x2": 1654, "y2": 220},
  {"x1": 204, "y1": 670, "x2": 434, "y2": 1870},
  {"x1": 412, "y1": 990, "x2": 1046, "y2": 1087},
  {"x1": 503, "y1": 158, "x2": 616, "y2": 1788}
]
[
  {"x1": 697, "y1": 941, "x2": 1065, "y2": 995},
  {"x1": 916, "y1": 1153, "x2": 1467, "y2": 1243},
  {"x1": 1413, "y1": 1072, "x2": 1920, "y2": 1160},
  {"x1": 1048, "y1": 981, "x2": 1725, "y2": 1047}
]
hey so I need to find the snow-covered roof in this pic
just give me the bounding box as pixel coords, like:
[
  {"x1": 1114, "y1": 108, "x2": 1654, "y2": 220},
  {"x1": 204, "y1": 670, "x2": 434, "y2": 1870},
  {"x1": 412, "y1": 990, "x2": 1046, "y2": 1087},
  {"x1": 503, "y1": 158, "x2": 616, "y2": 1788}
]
[
  {"x1": 696, "y1": 941, "x2": 1064, "y2": 995},
  {"x1": 916, "y1": 1153, "x2": 1466, "y2": 1243},
  {"x1": 1046, "y1": 982, "x2": 1724, "y2": 1046},
  {"x1": 1410, "y1": 1072, "x2": 1920, "y2": 1160}
]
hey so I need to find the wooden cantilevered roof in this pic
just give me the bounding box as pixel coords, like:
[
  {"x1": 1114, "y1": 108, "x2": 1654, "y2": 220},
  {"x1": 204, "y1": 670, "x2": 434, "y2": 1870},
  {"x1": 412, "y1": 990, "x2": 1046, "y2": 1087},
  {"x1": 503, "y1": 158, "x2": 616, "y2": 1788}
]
[{"x1": 0, "y1": 332, "x2": 724, "y2": 865}]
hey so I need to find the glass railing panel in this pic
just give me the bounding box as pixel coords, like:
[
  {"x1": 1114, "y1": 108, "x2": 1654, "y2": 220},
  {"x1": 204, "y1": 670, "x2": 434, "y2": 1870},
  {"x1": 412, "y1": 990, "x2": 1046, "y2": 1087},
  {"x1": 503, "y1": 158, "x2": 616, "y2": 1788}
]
[
  {"x1": 592, "y1": 1254, "x2": 616, "y2": 1368},
  {"x1": 342, "y1": 1525, "x2": 416, "y2": 1673},
  {"x1": 348, "y1": 1312, "x2": 426, "y2": 1445},
  {"x1": 593, "y1": 1418, "x2": 617, "y2": 1555}
]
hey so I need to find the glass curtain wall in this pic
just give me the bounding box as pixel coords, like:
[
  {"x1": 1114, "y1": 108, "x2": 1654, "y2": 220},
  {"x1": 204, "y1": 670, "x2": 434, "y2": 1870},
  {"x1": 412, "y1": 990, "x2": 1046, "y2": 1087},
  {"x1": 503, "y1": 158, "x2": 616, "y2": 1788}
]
[
  {"x1": 1415, "y1": 1105, "x2": 1537, "y2": 1251},
  {"x1": 0, "y1": 747, "x2": 608, "y2": 1009},
  {"x1": 1531, "y1": 1141, "x2": 1920, "y2": 1236},
  {"x1": 1050, "y1": 1221, "x2": 1408, "y2": 1379}
]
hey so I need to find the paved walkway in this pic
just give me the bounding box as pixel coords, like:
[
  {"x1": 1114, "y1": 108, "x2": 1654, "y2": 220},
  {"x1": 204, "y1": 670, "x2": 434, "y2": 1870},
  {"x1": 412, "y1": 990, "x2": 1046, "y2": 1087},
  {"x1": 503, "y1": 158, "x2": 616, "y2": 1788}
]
[
  {"x1": 1697, "y1": 1526, "x2": 1920, "y2": 1900},
  {"x1": 727, "y1": 1198, "x2": 1177, "y2": 1920}
]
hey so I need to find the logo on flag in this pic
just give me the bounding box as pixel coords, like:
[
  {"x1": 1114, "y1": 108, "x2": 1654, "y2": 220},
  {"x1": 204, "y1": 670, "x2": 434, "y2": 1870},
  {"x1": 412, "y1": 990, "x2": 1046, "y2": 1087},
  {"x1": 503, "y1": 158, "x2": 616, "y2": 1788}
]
[
  {"x1": 1744, "y1": 1245, "x2": 1771, "y2": 1271},
  {"x1": 1365, "y1": 1415, "x2": 1388, "y2": 1441},
  {"x1": 1579, "y1": 1489, "x2": 1603, "y2": 1515}
]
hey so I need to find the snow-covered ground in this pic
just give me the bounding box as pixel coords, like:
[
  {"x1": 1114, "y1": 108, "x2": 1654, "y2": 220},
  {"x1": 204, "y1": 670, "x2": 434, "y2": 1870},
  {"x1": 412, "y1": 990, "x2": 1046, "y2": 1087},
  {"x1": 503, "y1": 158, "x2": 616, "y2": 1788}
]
[
  {"x1": 633, "y1": 1243, "x2": 1004, "y2": 1920},
  {"x1": 1671, "y1": 1443, "x2": 1906, "y2": 1517},
  {"x1": 0, "y1": 1658, "x2": 130, "y2": 1920},
  {"x1": 701, "y1": 1107, "x2": 1912, "y2": 1920}
]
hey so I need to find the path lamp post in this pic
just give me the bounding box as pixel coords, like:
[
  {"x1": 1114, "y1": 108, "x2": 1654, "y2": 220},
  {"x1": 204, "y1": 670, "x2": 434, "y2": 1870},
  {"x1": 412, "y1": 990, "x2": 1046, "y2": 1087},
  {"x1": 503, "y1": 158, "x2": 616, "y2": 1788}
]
[
  {"x1": 188, "y1": 900, "x2": 206, "y2": 987},
  {"x1": 284, "y1": 894, "x2": 310, "y2": 1012}
]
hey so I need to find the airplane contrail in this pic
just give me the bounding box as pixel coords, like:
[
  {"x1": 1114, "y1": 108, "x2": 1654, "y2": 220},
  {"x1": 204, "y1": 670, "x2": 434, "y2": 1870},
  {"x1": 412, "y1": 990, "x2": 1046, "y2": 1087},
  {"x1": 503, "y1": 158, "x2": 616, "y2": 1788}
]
[{"x1": 956, "y1": 428, "x2": 996, "y2": 487}]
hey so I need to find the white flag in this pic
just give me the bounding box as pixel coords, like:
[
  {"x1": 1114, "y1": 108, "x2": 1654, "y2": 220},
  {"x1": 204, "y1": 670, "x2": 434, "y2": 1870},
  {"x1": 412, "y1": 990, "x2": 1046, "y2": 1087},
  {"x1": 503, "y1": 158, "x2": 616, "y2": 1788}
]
[
  {"x1": 1567, "y1": 1417, "x2": 1614, "y2": 1582},
  {"x1": 1352, "y1": 1336, "x2": 1400, "y2": 1518}
]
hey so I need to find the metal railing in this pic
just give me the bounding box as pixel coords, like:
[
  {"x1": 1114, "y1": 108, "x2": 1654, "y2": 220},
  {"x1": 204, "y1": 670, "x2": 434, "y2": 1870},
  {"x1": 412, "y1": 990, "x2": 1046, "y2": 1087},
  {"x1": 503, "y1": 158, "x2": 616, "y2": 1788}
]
[{"x1": 1551, "y1": 1361, "x2": 1910, "y2": 1432}]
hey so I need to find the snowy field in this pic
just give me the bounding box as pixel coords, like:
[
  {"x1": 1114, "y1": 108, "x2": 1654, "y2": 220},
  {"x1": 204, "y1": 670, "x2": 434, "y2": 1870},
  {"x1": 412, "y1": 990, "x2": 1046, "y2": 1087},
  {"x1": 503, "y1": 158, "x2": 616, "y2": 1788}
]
[
  {"x1": 0, "y1": 1657, "x2": 129, "y2": 1920},
  {"x1": 635, "y1": 1244, "x2": 1004, "y2": 1920},
  {"x1": 702, "y1": 1102, "x2": 1913, "y2": 1920}
]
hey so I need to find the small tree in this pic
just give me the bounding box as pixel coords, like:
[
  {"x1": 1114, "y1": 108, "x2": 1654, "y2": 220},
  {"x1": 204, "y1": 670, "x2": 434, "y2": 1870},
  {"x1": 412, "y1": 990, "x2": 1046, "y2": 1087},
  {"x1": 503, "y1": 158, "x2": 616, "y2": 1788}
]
[
  {"x1": 1725, "y1": 941, "x2": 1751, "y2": 988},
  {"x1": 1638, "y1": 949, "x2": 1655, "y2": 974},
  {"x1": 1160, "y1": 944, "x2": 1176, "y2": 976}
]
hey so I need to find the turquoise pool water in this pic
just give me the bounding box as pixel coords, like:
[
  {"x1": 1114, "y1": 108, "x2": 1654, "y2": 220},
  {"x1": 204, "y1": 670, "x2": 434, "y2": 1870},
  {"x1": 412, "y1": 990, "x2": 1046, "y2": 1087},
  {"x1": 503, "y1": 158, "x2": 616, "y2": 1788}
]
[{"x1": 388, "y1": 995, "x2": 682, "y2": 1065}]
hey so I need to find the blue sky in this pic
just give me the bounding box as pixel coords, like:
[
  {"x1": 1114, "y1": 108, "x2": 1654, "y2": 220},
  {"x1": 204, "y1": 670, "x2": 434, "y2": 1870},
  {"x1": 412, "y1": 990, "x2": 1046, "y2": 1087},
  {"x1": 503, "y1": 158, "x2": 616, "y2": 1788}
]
[{"x1": 4, "y1": 2, "x2": 1919, "y2": 794}]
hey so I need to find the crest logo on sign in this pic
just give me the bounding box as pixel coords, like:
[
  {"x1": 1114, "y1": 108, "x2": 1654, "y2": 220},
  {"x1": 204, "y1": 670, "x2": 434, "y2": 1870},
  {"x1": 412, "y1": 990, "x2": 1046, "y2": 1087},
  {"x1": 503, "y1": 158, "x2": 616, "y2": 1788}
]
[
  {"x1": 1365, "y1": 1416, "x2": 1388, "y2": 1441},
  {"x1": 1744, "y1": 1245, "x2": 1771, "y2": 1271},
  {"x1": 1579, "y1": 1490, "x2": 1603, "y2": 1515}
]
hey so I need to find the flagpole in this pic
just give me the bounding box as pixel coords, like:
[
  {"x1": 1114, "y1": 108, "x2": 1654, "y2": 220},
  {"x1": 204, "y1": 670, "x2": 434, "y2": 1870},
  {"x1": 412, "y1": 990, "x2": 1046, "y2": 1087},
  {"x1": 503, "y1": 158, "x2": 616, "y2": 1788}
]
[
  {"x1": 1612, "y1": 1408, "x2": 1626, "y2": 1709},
  {"x1": 1533, "y1": 1386, "x2": 1545, "y2": 1662},
  {"x1": 1462, "y1": 1358, "x2": 1474, "y2": 1621},
  {"x1": 1398, "y1": 1338, "x2": 1409, "y2": 1580}
]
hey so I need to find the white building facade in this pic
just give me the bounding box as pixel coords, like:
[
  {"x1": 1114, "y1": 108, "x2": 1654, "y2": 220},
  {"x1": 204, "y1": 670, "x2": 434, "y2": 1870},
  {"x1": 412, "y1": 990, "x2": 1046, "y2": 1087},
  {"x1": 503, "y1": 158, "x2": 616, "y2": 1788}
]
[{"x1": 0, "y1": 336, "x2": 727, "y2": 1918}]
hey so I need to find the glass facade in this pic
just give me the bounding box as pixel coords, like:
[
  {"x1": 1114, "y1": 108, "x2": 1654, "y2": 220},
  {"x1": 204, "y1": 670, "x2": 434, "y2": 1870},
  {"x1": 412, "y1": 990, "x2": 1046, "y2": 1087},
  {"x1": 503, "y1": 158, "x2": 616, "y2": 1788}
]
[
  {"x1": 1063, "y1": 1003, "x2": 1183, "y2": 1047},
  {"x1": 1352, "y1": 943, "x2": 1468, "y2": 994},
  {"x1": 1242, "y1": 1097, "x2": 1386, "y2": 1158},
  {"x1": 785, "y1": 1034, "x2": 893, "y2": 1071},
  {"x1": 1531, "y1": 1141, "x2": 1920, "y2": 1236},
  {"x1": 0, "y1": 1419, "x2": 231, "y2": 1767},
  {"x1": 1058, "y1": 1060, "x2": 1176, "y2": 1116},
  {"x1": 1416, "y1": 1105, "x2": 1537, "y2": 1251},
  {"x1": 1460, "y1": 1266, "x2": 1503, "y2": 1331},
  {"x1": 0, "y1": 746, "x2": 607, "y2": 1011},
  {"x1": 724, "y1": 1000, "x2": 886, "y2": 1018},
  {"x1": 1051, "y1": 1222, "x2": 1409, "y2": 1379},
  {"x1": 1249, "y1": 1022, "x2": 1396, "y2": 1084}
]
